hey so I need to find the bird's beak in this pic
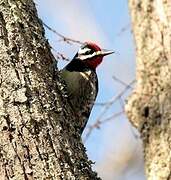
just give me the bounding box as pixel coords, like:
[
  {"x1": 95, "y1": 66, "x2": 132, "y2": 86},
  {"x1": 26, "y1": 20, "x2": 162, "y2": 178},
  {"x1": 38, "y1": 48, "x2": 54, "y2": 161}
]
[{"x1": 96, "y1": 49, "x2": 114, "y2": 56}]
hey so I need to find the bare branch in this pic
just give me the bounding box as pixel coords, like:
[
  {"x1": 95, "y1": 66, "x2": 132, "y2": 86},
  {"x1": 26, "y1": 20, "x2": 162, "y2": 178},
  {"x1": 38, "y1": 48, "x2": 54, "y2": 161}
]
[
  {"x1": 84, "y1": 111, "x2": 124, "y2": 142},
  {"x1": 95, "y1": 79, "x2": 136, "y2": 106},
  {"x1": 43, "y1": 22, "x2": 83, "y2": 45},
  {"x1": 112, "y1": 75, "x2": 134, "y2": 89},
  {"x1": 56, "y1": 52, "x2": 71, "y2": 61}
]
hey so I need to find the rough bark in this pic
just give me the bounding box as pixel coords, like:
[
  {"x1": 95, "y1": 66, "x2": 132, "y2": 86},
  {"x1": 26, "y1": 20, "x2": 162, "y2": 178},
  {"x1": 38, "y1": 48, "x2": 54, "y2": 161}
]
[
  {"x1": 0, "y1": 0, "x2": 100, "y2": 179},
  {"x1": 126, "y1": 0, "x2": 171, "y2": 179}
]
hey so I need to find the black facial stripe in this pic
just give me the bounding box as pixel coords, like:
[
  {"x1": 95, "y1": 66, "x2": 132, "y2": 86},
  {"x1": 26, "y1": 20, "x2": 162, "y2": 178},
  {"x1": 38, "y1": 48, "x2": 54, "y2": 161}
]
[{"x1": 83, "y1": 50, "x2": 91, "y2": 55}]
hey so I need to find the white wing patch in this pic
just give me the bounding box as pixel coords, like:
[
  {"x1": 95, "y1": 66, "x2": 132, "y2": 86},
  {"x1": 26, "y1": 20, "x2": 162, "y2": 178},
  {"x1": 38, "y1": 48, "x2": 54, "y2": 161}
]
[
  {"x1": 80, "y1": 71, "x2": 96, "y2": 97},
  {"x1": 80, "y1": 71, "x2": 91, "y2": 81}
]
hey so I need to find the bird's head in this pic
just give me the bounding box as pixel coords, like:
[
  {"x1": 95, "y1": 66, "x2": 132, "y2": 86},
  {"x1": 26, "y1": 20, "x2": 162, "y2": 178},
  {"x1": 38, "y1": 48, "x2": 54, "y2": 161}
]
[{"x1": 75, "y1": 42, "x2": 114, "y2": 69}]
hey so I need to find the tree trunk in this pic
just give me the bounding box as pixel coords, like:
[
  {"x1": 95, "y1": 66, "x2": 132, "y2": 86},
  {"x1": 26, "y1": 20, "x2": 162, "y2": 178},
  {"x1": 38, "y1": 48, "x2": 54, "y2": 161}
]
[
  {"x1": 126, "y1": 0, "x2": 171, "y2": 179},
  {"x1": 0, "y1": 0, "x2": 100, "y2": 179}
]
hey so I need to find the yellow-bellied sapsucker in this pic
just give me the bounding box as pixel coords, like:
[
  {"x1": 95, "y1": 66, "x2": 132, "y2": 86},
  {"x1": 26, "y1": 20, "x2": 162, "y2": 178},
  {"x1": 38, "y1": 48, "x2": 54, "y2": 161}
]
[{"x1": 60, "y1": 42, "x2": 114, "y2": 134}]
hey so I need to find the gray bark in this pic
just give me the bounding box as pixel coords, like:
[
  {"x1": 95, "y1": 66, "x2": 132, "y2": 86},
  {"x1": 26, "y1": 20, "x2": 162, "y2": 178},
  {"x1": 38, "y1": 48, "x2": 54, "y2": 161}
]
[
  {"x1": 0, "y1": 0, "x2": 100, "y2": 179},
  {"x1": 126, "y1": 0, "x2": 171, "y2": 179}
]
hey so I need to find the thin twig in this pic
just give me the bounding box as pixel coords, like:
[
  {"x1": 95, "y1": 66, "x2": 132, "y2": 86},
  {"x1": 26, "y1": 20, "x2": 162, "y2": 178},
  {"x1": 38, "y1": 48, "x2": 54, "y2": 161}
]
[
  {"x1": 43, "y1": 22, "x2": 83, "y2": 45},
  {"x1": 112, "y1": 75, "x2": 134, "y2": 89},
  {"x1": 56, "y1": 52, "x2": 70, "y2": 61},
  {"x1": 95, "y1": 80, "x2": 136, "y2": 106},
  {"x1": 83, "y1": 111, "x2": 124, "y2": 142}
]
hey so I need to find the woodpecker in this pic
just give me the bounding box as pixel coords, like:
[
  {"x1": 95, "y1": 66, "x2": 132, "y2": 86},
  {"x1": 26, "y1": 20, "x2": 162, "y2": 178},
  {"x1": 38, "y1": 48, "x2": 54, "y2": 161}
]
[{"x1": 60, "y1": 42, "x2": 114, "y2": 134}]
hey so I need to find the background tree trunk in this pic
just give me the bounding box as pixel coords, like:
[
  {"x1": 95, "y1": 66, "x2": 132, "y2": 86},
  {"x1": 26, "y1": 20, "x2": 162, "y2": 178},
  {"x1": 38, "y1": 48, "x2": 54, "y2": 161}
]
[
  {"x1": 0, "y1": 0, "x2": 100, "y2": 179},
  {"x1": 126, "y1": 0, "x2": 171, "y2": 179}
]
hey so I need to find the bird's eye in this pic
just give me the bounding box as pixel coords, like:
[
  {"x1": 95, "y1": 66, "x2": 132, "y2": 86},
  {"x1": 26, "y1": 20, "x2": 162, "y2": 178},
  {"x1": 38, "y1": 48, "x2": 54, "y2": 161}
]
[
  {"x1": 89, "y1": 49, "x2": 94, "y2": 54},
  {"x1": 84, "y1": 49, "x2": 94, "y2": 55},
  {"x1": 84, "y1": 50, "x2": 91, "y2": 55}
]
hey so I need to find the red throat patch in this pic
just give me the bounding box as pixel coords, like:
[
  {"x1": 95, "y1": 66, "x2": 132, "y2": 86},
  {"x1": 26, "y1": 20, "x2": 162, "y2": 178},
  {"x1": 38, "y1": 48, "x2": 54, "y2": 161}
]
[{"x1": 86, "y1": 56, "x2": 103, "y2": 69}]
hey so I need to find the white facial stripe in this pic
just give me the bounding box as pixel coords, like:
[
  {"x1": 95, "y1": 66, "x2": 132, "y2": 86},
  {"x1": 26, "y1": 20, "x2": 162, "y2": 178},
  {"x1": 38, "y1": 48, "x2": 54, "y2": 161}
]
[
  {"x1": 80, "y1": 72, "x2": 90, "y2": 81},
  {"x1": 78, "y1": 47, "x2": 91, "y2": 54},
  {"x1": 78, "y1": 51, "x2": 102, "y2": 60}
]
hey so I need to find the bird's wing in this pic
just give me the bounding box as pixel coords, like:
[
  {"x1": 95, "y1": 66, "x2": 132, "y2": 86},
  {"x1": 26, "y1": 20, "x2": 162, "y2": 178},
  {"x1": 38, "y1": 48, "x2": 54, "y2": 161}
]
[{"x1": 60, "y1": 69, "x2": 98, "y2": 134}]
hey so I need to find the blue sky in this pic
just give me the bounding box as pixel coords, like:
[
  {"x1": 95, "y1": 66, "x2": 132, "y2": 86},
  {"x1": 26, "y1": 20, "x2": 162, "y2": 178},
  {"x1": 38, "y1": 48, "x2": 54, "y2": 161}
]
[{"x1": 35, "y1": 0, "x2": 145, "y2": 179}]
